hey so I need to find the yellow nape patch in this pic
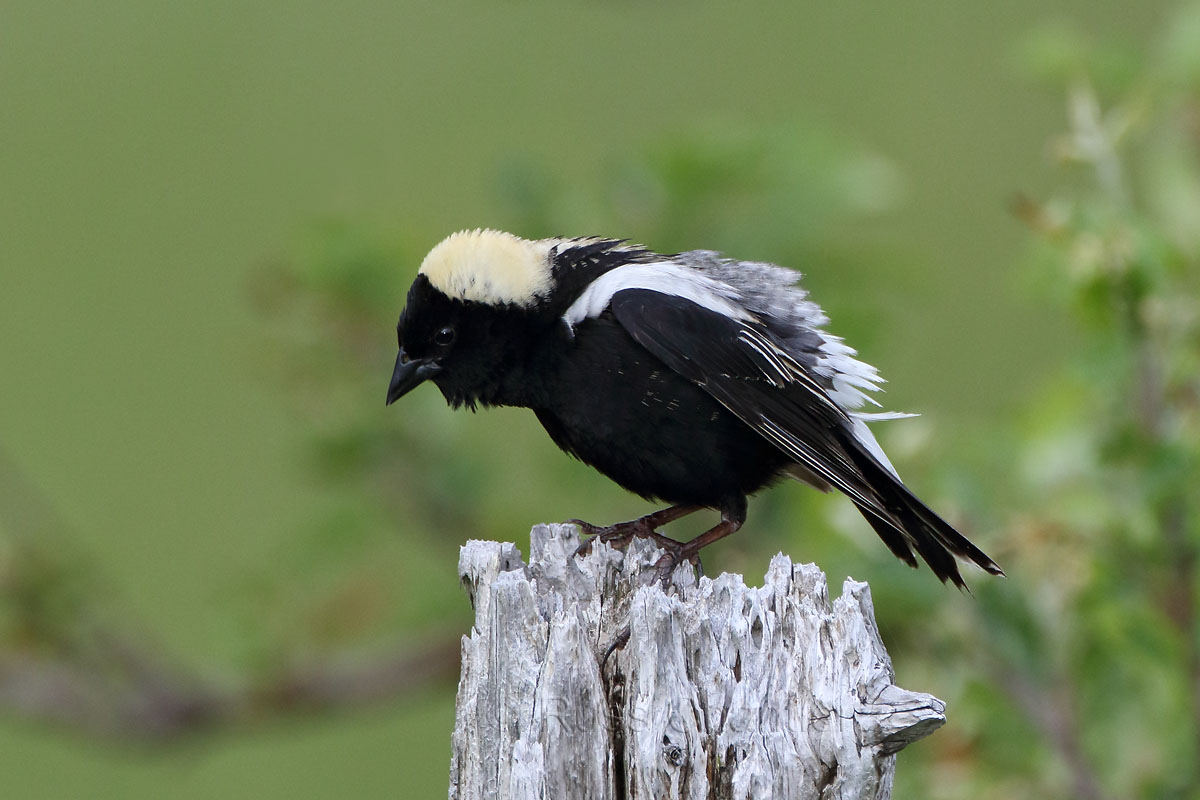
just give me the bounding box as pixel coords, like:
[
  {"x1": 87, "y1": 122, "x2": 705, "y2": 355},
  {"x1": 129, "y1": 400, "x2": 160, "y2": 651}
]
[{"x1": 419, "y1": 229, "x2": 553, "y2": 306}]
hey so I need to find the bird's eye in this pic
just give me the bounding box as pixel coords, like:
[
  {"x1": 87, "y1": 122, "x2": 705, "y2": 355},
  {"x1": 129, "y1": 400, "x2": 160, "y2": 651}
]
[{"x1": 434, "y1": 326, "x2": 456, "y2": 347}]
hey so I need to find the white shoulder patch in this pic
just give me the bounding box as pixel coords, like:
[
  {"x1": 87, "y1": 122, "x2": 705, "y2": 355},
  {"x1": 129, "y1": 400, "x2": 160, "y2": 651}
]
[
  {"x1": 419, "y1": 229, "x2": 554, "y2": 306},
  {"x1": 562, "y1": 262, "x2": 755, "y2": 331}
]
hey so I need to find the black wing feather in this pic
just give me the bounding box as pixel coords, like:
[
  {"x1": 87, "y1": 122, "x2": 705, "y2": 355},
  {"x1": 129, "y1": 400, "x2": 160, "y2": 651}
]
[
  {"x1": 609, "y1": 288, "x2": 1002, "y2": 587},
  {"x1": 610, "y1": 289, "x2": 882, "y2": 511}
]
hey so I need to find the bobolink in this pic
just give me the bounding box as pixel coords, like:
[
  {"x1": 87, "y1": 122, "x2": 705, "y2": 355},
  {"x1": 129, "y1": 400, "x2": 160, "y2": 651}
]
[{"x1": 387, "y1": 230, "x2": 1001, "y2": 587}]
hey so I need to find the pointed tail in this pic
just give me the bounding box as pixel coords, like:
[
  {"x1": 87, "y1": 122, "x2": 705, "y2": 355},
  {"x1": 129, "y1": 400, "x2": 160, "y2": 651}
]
[{"x1": 841, "y1": 433, "x2": 1004, "y2": 589}]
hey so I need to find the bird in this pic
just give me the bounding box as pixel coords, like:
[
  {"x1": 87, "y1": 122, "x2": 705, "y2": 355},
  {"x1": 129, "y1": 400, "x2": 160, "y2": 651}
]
[{"x1": 387, "y1": 229, "x2": 1002, "y2": 587}]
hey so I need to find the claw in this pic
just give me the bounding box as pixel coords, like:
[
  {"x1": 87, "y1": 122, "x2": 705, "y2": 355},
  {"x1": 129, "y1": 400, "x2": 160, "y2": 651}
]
[
  {"x1": 565, "y1": 518, "x2": 603, "y2": 537},
  {"x1": 651, "y1": 542, "x2": 705, "y2": 587},
  {"x1": 567, "y1": 519, "x2": 607, "y2": 556},
  {"x1": 566, "y1": 503, "x2": 724, "y2": 588},
  {"x1": 567, "y1": 517, "x2": 683, "y2": 558},
  {"x1": 601, "y1": 625, "x2": 631, "y2": 669}
]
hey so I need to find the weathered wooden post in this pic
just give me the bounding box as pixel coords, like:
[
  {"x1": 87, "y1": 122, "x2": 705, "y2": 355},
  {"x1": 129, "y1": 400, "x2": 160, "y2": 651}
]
[{"x1": 449, "y1": 523, "x2": 945, "y2": 800}]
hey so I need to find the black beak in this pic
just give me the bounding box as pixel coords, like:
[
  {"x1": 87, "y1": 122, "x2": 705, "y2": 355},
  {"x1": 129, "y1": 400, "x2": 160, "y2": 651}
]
[{"x1": 386, "y1": 349, "x2": 441, "y2": 406}]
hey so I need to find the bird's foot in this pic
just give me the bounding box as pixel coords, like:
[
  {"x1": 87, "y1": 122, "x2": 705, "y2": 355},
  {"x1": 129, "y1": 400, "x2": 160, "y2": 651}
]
[
  {"x1": 568, "y1": 504, "x2": 708, "y2": 586},
  {"x1": 568, "y1": 517, "x2": 687, "y2": 558},
  {"x1": 650, "y1": 540, "x2": 704, "y2": 587}
]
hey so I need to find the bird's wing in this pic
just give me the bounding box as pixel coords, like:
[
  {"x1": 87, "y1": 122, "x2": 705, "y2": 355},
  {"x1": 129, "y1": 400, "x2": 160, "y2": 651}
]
[
  {"x1": 608, "y1": 288, "x2": 887, "y2": 515},
  {"x1": 609, "y1": 288, "x2": 1005, "y2": 586}
]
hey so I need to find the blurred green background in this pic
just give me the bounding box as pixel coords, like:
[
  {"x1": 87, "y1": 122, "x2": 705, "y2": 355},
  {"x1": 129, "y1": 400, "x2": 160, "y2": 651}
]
[{"x1": 3, "y1": 1, "x2": 1199, "y2": 798}]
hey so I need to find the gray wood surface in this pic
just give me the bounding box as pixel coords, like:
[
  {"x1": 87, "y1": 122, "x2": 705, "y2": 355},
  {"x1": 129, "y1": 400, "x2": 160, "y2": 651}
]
[{"x1": 449, "y1": 524, "x2": 945, "y2": 800}]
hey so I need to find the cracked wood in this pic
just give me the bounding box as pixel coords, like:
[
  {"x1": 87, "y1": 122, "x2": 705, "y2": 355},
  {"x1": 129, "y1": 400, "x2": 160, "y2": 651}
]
[{"x1": 449, "y1": 524, "x2": 945, "y2": 800}]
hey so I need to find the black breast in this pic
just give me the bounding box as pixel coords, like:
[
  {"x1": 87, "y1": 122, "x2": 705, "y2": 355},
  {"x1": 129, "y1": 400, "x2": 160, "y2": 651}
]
[{"x1": 523, "y1": 314, "x2": 790, "y2": 507}]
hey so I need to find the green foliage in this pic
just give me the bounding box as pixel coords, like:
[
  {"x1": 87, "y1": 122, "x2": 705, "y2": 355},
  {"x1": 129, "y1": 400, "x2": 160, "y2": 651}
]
[
  {"x1": 256, "y1": 8, "x2": 1200, "y2": 798},
  {"x1": 247, "y1": 9, "x2": 1200, "y2": 791},
  {"x1": 907, "y1": 12, "x2": 1200, "y2": 799},
  {"x1": 2, "y1": 4, "x2": 1194, "y2": 797}
]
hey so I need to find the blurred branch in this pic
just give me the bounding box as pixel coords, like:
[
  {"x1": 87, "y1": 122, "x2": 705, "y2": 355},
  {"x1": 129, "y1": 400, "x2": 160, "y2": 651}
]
[
  {"x1": 0, "y1": 449, "x2": 460, "y2": 744},
  {"x1": 0, "y1": 637, "x2": 460, "y2": 744},
  {"x1": 990, "y1": 666, "x2": 1111, "y2": 800},
  {"x1": 1057, "y1": 80, "x2": 1136, "y2": 209},
  {"x1": 997, "y1": 42, "x2": 1200, "y2": 794},
  {"x1": 1075, "y1": 77, "x2": 1200, "y2": 789}
]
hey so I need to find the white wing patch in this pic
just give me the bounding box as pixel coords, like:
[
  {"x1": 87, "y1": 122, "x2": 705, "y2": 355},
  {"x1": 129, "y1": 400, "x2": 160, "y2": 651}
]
[
  {"x1": 675, "y1": 250, "x2": 897, "y2": 415},
  {"x1": 555, "y1": 243, "x2": 913, "y2": 479},
  {"x1": 562, "y1": 262, "x2": 756, "y2": 333}
]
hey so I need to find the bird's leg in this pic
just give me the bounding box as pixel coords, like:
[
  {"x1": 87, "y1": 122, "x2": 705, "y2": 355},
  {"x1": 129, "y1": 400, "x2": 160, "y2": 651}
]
[
  {"x1": 573, "y1": 505, "x2": 700, "y2": 661},
  {"x1": 601, "y1": 625, "x2": 632, "y2": 670},
  {"x1": 653, "y1": 496, "x2": 747, "y2": 586},
  {"x1": 570, "y1": 504, "x2": 701, "y2": 556}
]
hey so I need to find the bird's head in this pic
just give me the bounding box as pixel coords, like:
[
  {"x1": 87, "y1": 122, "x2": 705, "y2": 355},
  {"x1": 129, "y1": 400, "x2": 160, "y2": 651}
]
[{"x1": 387, "y1": 229, "x2": 562, "y2": 410}]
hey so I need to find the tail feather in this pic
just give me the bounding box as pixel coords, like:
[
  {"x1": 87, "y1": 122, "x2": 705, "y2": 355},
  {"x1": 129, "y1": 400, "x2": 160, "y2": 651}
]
[
  {"x1": 853, "y1": 499, "x2": 919, "y2": 569},
  {"x1": 840, "y1": 433, "x2": 1004, "y2": 588}
]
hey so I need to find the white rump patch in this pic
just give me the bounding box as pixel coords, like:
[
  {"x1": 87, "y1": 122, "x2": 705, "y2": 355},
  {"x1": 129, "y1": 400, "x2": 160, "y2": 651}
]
[
  {"x1": 419, "y1": 229, "x2": 554, "y2": 306},
  {"x1": 562, "y1": 262, "x2": 756, "y2": 331},
  {"x1": 812, "y1": 334, "x2": 888, "y2": 410}
]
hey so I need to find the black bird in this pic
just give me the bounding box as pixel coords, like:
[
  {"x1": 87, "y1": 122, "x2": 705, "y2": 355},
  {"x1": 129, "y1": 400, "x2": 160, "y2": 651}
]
[{"x1": 387, "y1": 230, "x2": 1002, "y2": 587}]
